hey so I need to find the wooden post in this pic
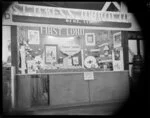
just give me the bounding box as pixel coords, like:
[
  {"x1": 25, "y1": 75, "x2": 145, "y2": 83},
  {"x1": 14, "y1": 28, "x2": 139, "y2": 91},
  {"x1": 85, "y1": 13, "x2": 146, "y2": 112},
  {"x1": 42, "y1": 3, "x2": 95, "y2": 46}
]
[{"x1": 11, "y1": 66, "x2": 16, "y2": 109}]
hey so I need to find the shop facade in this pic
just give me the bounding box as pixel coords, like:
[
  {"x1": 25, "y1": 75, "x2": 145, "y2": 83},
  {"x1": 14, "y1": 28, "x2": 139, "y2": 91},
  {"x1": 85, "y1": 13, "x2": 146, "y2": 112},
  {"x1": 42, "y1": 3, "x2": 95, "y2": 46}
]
[{"x1": 2, "y1": 2, "x2": 141, "y2": 112}]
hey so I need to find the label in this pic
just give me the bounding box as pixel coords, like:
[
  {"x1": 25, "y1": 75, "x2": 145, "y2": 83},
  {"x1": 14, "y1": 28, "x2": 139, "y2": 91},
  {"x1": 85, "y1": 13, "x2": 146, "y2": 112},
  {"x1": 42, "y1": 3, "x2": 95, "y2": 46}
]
[{"x1": 84, "y1": 72, "x2": 94, "y2": 80}]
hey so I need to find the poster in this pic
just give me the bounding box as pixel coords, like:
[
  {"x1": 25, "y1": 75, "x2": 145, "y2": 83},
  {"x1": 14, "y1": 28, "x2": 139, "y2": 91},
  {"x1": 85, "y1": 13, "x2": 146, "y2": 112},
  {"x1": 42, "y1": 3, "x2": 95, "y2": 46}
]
[
  {"x1": 112, "y1": 47, "x2": 124, "y2": 71},
  {"x1": 85, "y1": 33, "x2": 95, "y2": 46},
  {"x1": 28, "y1": 30, "x2": 40, "y2": 44},
  {"x1": 45, "y1": 45, "x2": 57, "y2": 64},
  {"x1": 113, "y1": 32, "x2": 122, "y2": 48}
]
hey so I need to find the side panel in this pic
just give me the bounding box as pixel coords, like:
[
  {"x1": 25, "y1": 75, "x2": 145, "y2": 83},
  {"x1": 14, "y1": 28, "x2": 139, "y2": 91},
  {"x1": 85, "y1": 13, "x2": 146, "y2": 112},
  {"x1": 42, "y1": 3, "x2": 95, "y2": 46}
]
[
  {"x1": 89, "y1": 72, "x2": 129, "y2": 102},
  {"x1": 16, "y1": 75, "x2": 31, "y2": 108}
]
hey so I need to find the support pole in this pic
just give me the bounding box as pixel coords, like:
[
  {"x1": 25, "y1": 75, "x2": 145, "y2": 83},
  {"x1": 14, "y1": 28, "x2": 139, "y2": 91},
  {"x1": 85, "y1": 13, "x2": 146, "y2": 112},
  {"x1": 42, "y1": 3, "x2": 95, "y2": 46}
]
[{"x1": 11, "y1": 66, "x2": 15, "y2": 109}]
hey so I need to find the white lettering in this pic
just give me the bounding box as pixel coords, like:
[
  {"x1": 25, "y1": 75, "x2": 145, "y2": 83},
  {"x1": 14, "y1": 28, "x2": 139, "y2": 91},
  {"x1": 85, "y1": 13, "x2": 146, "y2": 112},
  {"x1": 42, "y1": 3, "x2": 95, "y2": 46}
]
[
  {"x1": 52, "y1": 28, "x2": 58, "y2": 35},
  {"x1": 70, "y1": 28, "x2": 77, "y2": 35},
  {"x1": 66, "y1": 28, "x2": 69, "y2": 36},
  {"x1": 57, "y1": 27, "x2": 62, "y2": 35},
  {"x1": 67, "y1": 9, "x2": 75, "y2": 19},
  {"x1": 41, "y1": 26, "x2": 47, "y2": 35},
  {"x1": 12, "y1": 4, "x2": 20, "y2": 15}
]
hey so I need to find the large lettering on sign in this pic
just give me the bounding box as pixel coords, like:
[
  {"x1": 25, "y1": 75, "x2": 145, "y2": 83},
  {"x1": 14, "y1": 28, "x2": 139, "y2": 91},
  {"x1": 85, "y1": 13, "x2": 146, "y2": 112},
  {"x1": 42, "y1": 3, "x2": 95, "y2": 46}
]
[
  {"x1": 11, "y1": 3, "x2": 130, "y2": 23},
  {"x1": 40, "y1": 26, "x2": 85, "y2": 36}
]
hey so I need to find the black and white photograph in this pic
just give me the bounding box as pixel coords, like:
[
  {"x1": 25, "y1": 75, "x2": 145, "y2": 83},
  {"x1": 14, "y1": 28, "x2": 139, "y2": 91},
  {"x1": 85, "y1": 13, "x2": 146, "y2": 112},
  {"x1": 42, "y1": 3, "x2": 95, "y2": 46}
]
[{"x1": 2, "y1": 1, "x2": 148, "y2": 116}]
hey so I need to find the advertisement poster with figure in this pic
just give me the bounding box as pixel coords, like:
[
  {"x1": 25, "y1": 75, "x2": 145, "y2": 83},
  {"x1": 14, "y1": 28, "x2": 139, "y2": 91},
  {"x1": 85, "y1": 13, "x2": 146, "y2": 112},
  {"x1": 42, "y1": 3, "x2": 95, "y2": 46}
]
[
  {"x1": 45, "y1": 45, "x2": 57, "y2": 64},
  {"x1": 113, "y1": 32, "x2": 122, "y2": 48},
  {"x1": 112, "y1": 47, "x2": 124, "y2": 71}
]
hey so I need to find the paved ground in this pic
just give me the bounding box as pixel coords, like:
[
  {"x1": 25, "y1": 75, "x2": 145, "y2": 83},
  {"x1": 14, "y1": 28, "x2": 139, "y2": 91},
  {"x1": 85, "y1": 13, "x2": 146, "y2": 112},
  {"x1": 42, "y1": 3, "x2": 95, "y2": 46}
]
[{"x1": 30, "y1": 106, "x2": 114, "y2": 115}]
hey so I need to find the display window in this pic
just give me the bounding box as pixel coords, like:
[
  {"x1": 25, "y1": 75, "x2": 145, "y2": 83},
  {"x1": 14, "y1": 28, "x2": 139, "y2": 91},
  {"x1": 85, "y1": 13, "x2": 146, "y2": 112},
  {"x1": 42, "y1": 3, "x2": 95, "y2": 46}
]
[{"x1": 16, "y1": 26, "x2": 124, "y2": 74}]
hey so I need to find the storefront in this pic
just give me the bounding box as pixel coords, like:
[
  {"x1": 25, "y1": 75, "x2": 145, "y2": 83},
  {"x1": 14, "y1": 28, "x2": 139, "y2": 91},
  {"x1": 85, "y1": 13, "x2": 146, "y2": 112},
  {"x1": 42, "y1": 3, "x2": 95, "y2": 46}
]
[{"x1": 3, "y1": 2, "x2": 140, "y2": 111}]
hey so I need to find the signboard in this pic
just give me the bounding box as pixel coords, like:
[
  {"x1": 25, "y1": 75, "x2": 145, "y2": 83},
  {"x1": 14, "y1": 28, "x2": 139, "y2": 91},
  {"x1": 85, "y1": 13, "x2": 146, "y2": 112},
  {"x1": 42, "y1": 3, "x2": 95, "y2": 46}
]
[
  {"x1": 11, "y1": 3, "x2": 130, "y2": 23},
  {"x1": 84, "y1": 72, "x2": 94, "y2": 80},
  {"x1": 59, "y1": 45, "x2": 81, "y2": 56},
  {"x1": 12, "y1": 15, "x2": 131, "y2": 28}
]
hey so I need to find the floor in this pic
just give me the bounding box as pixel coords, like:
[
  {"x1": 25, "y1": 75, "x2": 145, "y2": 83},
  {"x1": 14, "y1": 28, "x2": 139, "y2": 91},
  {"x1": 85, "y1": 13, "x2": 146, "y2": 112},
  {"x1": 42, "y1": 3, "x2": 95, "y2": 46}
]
[{"x1": 6, "y1": 102, "x2": 123, "y2": 115}]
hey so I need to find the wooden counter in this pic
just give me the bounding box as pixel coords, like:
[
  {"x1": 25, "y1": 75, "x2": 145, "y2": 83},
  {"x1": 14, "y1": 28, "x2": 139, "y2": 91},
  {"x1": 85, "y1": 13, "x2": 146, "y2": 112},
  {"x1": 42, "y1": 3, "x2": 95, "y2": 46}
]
[{"x1": 15, "y1": 71, "x2": 129, "y2": 109}]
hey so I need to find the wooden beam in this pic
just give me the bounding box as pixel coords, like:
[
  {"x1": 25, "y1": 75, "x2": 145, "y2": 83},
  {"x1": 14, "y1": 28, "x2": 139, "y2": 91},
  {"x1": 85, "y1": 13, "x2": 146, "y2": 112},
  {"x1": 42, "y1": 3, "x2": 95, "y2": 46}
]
[
  {"x1": 101, "y1": 2, "x2": 111, "y2": 11},
  {"x1": 112, "y1": 2, "x2": 121, "y2": 11}
]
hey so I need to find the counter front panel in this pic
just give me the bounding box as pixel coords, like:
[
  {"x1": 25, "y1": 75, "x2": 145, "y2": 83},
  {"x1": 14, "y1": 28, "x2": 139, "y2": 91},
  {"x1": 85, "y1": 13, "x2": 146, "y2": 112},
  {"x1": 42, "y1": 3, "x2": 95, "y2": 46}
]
[{"x1": 49, "y1": 73, "x2": 90, "y2": 105}]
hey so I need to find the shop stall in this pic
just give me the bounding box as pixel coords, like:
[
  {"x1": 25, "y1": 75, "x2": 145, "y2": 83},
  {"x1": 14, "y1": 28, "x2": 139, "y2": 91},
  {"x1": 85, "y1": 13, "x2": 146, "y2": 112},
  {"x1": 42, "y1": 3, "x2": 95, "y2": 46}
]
[{"x1": 3, "y1": 3, "x2": 132, "y2": 110}]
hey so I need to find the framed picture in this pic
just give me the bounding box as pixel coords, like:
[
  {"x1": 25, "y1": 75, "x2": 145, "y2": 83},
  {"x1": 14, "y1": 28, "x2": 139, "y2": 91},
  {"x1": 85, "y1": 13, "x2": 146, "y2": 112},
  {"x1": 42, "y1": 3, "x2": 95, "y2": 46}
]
[
  {"x1": 113, "y1": 32, "x2": 121, "y2": 48},
  {"x1": 28, "y1": 30, "x2": 40, "y2": 44},
  {"x1": 85, "y1": 33, "x2": 95, "y2": 46},
  {"x1": 45, "y1": 45, "x2": 57, "y2": 64}
]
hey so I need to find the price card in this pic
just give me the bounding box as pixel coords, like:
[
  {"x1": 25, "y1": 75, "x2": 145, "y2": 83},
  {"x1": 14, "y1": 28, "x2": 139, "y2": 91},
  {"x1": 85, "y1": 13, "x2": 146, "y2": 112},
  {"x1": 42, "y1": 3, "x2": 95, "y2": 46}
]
[{"x1": 84, "y1": 72, "x2": 94, "y2": 80}]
